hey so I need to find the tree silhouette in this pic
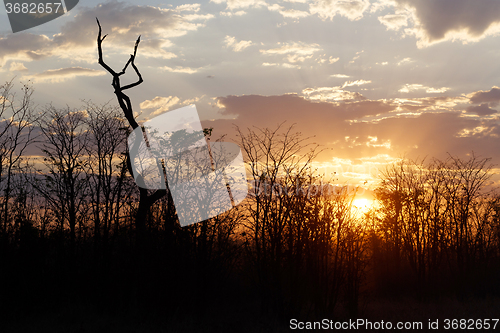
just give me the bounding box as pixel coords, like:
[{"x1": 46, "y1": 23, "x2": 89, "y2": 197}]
[
  {"x1": 96, "y1": 18, "x2": 168, "y2": 246},
  {"x1": 84, "y1": 102, "x2": 130, "y2": 258},
  {"x1": 374, "y1": 154, "x2": 499, "y2": 298},
  {"x1": 0, "y1": 80, "x2": 37, "y2": 241},
  {"x1": 36, "y1": 106, "x2": 89, "y2": 255}
]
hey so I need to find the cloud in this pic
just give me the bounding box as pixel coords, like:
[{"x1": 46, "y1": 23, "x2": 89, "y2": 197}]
[
  {"x1": 140, "y1": 96, "x2": 180, "y2": 116},
  {"x1": 469, "y1": 87, "x2": 500, "y2": 106},
  {"x1": 224, "y1": 36, "x2": 253, "y2": 52},
  {"x1": 397, "y1": 57, "x2": 413, "y2": 65},
  {"x1": 210, "y1": 0, "x2": 266, "y2": 10},
  {"x1": 0, "y1": 1, "x2": 213, "y2": 66},
  {"x1": 205, "y1": 91, "x2": 500, "y2": 167},
  {"x1": 378, "y1": 13, "x2": 408, "y2": 31},
  {"x1": 0, "y1": 33, "x2": 52, "y2": 66},
  {"x1": 331, "y1": 74, "x2": 350, "y2": 78},
  {"x1": 180, "y1": 96, "x2": 204, "y2": 106},
  {"x1": 9, "y1": 62, "x2": 28, "y2": 71},
  {"x1": 456, "y1": 126, "x2": 491, "y2": 138},
  {"x1": 175, "y1": 3, "x2": 202, "y2": 12},
  {"x1": 370, "y1": 0, "x2": 398, "y2": 13},
  {"x1": 302, "y1": 86, "x2": 367, "y2": 102},
  {"x1": 342, "y1": 80, "x2": 371, "y2": 88},
  {"x1": 329, "y1": 56, "x2": 340, "y2": 64},
  {"x1": 260, "y1": 42, "x2": 321, "y2": 56},
  {"x1": 277, "y1": 8, "x2": 311, "y2": 18},
  {"x1": 262, "y1": 62, "x2": 301, "y2": 69},
  {"x1": 140, "y1": 96, "x2": 179, "y2": 109},
  {"x1": 349, "y1": 50, "x2": 364, "y2": 64},
  {"x1": 219, "y1": 10, "x2": 247, "y2": 16},
  {"x1": 22, "y1": 67, "x2": 106, "y2": 83},
  {"x1": 390, "y1": 0, "x2": 500, "y2": 47},
  {"x1": 309, "y1": 0, "x2": 371, "y2": 21},
  {"x1": 466, "y1": 104, "x2": 498, "y2": 116},
  {"x1": 260, "y1": 42, "x2": 321, "y2": 67},
  {"x1": 287, "y1": 54, "x2": 313, "y2": 63},
  {"x1": 399, "y1": 84, "x2": 449, "y2": 94},
  {"x1": 54, "y1": 1, "x2": 212, "y2": 45},
  {"x1": 160, "y1": 66, "x2": 201, "y2": 74},
  {"x1": 212, "y1": 93, "x2": 391, "y2": 130},
  {"x1": 425, "y1": 87, "x2": 449, "y2": 94},
  {"x1": 205, "y1": 93, "x2": 395, "y2": 162},
  {"x1": 283, "y1": 63, "x2": 301, "y2": 69},
  {"x1": 417, "y1": 96, "x2": 467, "y2": 108},
  {"x1": 131, "y1": 39, "x2": 177, "y2": 60},
  {"x1": 267, "y1": 4, "x2": 310, "y2": 18}
]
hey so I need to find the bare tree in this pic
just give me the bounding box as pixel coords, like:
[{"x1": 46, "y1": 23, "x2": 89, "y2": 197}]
[
  {"x1": 374, "y1": 154, "x2": 497, "y2": 296},
  {"x1": 0, "y1": 79, "x2": 38, "y2": 241},
  {"x1": 84, "y1": 101, "x2": 130, "y2": 255},
  {"x1": 442, "y1": 153, "x2": 495, "y2": 279},
  {"x1": 96, "y1": 19, "x2": 167, "y2": 246},
  {"x1": 36, "y1": 106, "x2": 89, "y2": 254}
]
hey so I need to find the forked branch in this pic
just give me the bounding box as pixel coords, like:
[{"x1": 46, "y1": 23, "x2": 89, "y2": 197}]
[{"x1": 96, "y1": 17, "x2": 142, "y2": 129}]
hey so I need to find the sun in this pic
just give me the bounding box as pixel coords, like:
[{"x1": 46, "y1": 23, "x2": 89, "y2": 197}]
[{"x1": 352, "y1": 198, "x2": 373, "y2": 213}]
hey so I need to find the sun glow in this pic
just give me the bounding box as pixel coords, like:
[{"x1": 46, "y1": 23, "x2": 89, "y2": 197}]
[{"x1": 352, "y1": 198, "x2": 373, "y2": 214}]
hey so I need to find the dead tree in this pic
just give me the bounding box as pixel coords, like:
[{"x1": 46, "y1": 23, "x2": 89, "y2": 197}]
[
  {"x1": 0, "y1": 80, "x2": 37, "y2": 241},
  {"x1": 96, "y1": 18, "x2": 167, "y2": 246}
]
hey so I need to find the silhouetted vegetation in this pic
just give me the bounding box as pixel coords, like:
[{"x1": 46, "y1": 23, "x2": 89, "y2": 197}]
[
  {"x1": 0, "y1": 24, "x2": 499, "y2": 331},
  {"x1": 372, "y1": 155, "x2": 500, "y2": 300}
]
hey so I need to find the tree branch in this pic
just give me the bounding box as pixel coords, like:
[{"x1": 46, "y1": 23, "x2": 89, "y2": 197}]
[
  {"x1": 96, "y1": 18, "x2": 168, "y2": 223},
  {"x1": 96, "y1": 18, "x2": 115, "y2": 77},
  {"x1": 96, "y1": 18, "x2": 143, "y2": 130}
]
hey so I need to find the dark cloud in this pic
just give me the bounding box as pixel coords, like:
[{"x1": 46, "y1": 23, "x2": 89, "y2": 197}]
[
  {"x1": 398, "y1": 104, "x2": 426, "y2": 112},
  {"x1": 204, "y1": 94, "x2": 395, "y2": 162},
  {"x1": 203, "y1": 92, "x2": 500, "y2": 164},
  {"x1": 469, "y1": 87, "x2": 500, "y2": 106},
  {"x1": 341, "y1": 100, "x2": 394, "y2": 118},
  {"x1": 421, "y1": 96, "x2": 461, "y2": 106},
  {"x1": 396, "y1": 0, "x2": 500, "y2": 44},
  {"x1": 0, "y1": 33, "x2": 51, "y2": 65},
  {"x1": 53, "y1": 1, "x2": 176, "y2": 47},
  {"x1": 214, "y1": 94, "x2": 394, "y2": 125},
  {"x1": 0, "y1": 1, "x2": 210, "y2": 65},
  {"x1": 466, "y1": 103, "x2": 498, "y2": 116}
]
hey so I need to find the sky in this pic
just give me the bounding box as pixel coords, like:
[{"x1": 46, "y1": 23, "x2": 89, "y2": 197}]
[{"x1": 2, "y1": 0, "x2": 500, "y2": 188}]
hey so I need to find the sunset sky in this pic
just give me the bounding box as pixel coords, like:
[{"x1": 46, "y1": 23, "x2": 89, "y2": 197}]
[{"x1": 2, "y1": 0, "x2": 500, "y2": 187}]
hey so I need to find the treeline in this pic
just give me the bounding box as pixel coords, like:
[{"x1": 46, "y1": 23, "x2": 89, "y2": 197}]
[
  {"x1": 1, "y1": 80, "x2": 500, "y2": 330},
  {"x1": 373, "y1": 155, "x2": 500, "y2": 299},
  {"x1": 0, "y1": 81, "x2": 135, "y2": 255}
]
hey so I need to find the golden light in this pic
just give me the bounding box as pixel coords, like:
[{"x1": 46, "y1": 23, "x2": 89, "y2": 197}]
[{"x1": 352, "y1": 198, "x2": 373, "y2": 214}]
